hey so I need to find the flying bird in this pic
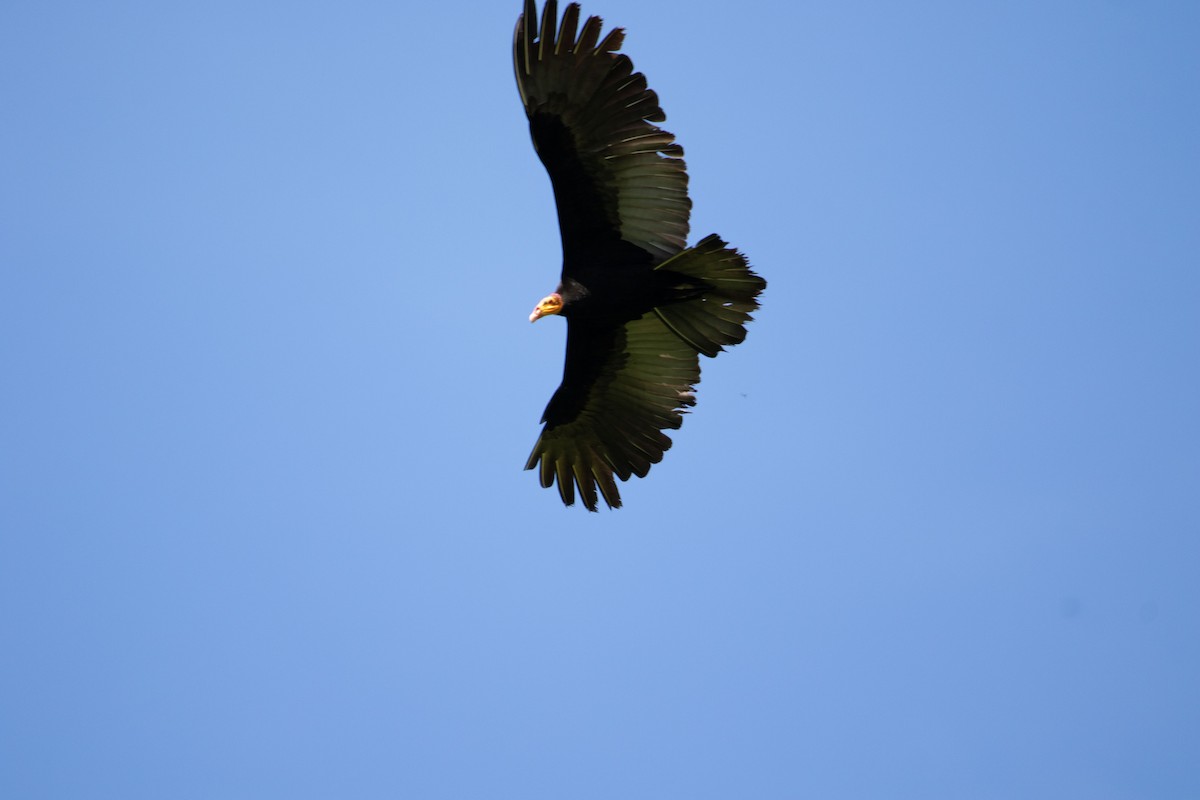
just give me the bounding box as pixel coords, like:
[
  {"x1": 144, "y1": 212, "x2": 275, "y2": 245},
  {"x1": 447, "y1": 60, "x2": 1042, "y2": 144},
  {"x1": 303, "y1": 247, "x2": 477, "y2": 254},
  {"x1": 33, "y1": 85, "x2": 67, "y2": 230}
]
[{"x1": 515, "y1": 0, "x2": 766, "y2": 510}]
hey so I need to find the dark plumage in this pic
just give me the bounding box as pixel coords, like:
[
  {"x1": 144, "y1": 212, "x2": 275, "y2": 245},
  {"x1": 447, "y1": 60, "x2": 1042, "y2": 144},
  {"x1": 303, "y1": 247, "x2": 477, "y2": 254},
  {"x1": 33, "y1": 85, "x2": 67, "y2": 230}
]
[{"x1": 516, "y1": 0, "x2": 766, "y2": 510}]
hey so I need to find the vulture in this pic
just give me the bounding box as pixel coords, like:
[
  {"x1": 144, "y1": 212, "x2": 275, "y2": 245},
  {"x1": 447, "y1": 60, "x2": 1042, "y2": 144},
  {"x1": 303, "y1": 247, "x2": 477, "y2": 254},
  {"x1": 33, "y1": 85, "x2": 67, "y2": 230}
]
[{"x1": 515, "y1": 0, "x2": 766, "y2": 511}]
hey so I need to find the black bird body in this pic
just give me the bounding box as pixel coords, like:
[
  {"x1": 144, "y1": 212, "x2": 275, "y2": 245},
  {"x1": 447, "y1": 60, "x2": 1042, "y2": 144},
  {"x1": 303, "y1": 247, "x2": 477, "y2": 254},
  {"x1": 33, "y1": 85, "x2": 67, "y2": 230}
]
[{"x1": 516, "y1": 0, "x2": 766, "y2": 510}]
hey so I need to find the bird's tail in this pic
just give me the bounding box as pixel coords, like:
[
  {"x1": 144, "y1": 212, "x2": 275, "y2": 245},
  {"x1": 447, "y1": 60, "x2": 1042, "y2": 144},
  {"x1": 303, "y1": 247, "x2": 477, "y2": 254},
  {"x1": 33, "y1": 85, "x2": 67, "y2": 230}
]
[{"x1": 653, "y1": 234, "x2": 766, "y2": 358}]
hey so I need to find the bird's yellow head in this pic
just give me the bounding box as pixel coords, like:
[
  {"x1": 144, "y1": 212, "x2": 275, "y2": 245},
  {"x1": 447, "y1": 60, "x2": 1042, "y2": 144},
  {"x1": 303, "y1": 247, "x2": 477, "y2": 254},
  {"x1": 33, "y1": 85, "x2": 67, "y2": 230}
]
[{"x1": 529, "y1": 292, "x2": 563, "y2": 322}]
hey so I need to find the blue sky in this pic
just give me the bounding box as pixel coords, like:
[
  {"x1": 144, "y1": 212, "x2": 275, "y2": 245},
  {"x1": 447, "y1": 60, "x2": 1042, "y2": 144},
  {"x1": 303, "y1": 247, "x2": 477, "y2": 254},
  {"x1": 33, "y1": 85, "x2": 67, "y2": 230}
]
[{"x1": 2, "y1": 1, "x2": 1198, "y2": 797}]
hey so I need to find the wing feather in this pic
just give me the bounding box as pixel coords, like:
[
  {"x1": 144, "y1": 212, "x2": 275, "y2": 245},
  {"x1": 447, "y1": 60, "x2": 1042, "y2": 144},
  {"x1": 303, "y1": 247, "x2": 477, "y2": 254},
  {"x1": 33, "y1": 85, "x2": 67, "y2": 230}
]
[
  {"x1": 525, "y1": 313, "x2": 701, "y2": 510},
  {"x1": 514, "y1": 2, "x2": 691, "y2": 263}
]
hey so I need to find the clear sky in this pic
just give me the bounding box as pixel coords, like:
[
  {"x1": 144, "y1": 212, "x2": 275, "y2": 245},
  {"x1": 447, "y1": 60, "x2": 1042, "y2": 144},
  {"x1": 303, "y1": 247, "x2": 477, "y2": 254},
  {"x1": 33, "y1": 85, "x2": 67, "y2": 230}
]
[{"x1": 2, "y1": 1, "x2": 1198, "y2": 797}]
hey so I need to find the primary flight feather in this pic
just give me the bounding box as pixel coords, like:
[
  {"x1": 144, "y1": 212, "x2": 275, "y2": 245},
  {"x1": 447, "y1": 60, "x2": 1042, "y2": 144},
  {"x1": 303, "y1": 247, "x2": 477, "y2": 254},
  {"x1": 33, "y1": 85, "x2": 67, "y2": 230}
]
[{"x1": 515, "y1": 0, "x2": 766, "y2": 510}]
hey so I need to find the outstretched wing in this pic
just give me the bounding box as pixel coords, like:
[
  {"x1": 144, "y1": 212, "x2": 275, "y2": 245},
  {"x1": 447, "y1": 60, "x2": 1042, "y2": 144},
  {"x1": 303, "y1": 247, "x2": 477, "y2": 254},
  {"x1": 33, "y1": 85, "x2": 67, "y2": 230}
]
[
  {"x1": 513, "y1": 0, "x2": 691, "y2": 264},
  {"x1": 525, "y1": 312, "x2": 701, "y2": 511}
]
